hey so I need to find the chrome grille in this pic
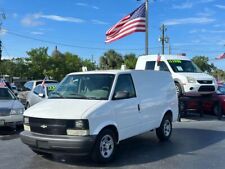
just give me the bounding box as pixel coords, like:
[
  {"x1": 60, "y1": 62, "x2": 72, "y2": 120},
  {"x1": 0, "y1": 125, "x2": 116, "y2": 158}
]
[{"x1": 197, "y1": 80, "x2": 213, "y2": 84}]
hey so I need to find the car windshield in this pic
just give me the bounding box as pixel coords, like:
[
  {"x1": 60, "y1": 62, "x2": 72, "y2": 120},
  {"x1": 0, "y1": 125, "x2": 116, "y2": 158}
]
[
  {"x1": 46, "y1": 84, "x2": 58, "y2": 95},
  {"x1": 0, "y1": 88, "x2": 16, "y2": 100},
  {"x1": 49, "y1": 74, "x2": 115, "y2": 100},
  {"x1": 167, "y1": 60, "x2": 202, "y2": 73}
]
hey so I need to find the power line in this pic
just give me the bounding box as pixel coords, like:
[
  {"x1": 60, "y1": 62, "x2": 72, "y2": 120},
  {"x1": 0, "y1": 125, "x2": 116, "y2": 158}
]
[{"x1": 6, "y1": 30, "x2": 161, "y2": 51}]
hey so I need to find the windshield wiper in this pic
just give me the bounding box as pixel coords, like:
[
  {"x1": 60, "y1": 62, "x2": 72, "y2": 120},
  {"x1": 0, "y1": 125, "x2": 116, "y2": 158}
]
[{"x1": 49, "y1": 91, "x2": 64, "y2": 98}]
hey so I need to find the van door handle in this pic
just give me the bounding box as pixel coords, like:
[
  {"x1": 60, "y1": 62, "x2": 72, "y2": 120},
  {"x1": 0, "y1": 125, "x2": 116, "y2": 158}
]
[{"x1": 138, "y1": 104, "x2": 140, "y2": 111}]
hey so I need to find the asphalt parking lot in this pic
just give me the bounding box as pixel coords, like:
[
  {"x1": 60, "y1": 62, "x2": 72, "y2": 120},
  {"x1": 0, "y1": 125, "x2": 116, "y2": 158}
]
[{"x1": 0, "y1": 115, "x2": 225, "y2": 169}]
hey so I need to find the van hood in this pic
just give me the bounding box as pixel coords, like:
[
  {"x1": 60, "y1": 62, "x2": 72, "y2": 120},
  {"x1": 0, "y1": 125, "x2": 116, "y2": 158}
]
[
  {"x1": 174, "y1": 73, "x2": 214, "y2": 80},
  {"x1": 24, "y1": 99, "x2": 103, "y2": 119}
]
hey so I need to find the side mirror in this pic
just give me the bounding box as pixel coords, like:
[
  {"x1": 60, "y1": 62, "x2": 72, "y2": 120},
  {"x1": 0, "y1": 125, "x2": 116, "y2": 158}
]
[
  {"x1": 113, "y1": 91, "x2": 129, "y2": 100},
  {"x1": 38, "y1": 93, "x2": 45, "y2": 98}
]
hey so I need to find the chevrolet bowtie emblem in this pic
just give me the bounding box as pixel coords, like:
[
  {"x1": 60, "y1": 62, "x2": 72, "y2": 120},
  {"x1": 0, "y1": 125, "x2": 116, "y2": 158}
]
[{"x1": 40, "y1": 124, "x2": 48, "y2": 129}]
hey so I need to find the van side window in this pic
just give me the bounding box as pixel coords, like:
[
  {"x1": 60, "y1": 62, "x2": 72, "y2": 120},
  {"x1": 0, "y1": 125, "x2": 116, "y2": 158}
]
[
  {"x1": 158, "y1": 61, "x2": 170, "y2": 72},
  {"x1": 145, "y1": 61, "x2": 156, "y2": 70},
  {"x1": 114, "y1": 74, "x2": 136, "y2": 99}
]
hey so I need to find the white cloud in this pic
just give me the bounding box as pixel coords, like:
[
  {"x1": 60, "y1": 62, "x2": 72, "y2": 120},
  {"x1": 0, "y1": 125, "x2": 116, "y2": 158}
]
[
  {"x1": 92, "y1": 6, "x2": 99, "y2": 10},
  {"x1": 30, "y1": 31, "x2": 44, "y2": 35},
  {"x1": 0, "y1": 28, "x2": 7, "y2": 36},
  {"x1": 189, "y1": 29, "x2": 225, "y2": 34},
  {"x1": 76, "y1": 2, "x2": 99, "y2": 10},
  {"x1": 91, "y1": 19, "x2": 108, "y2": 25},
  {"x1": 197, "y1": 8, "x2": 215, "y2": 17},
  {"x1": 172, "y1": 2, "x2": 193, "y2": 9},
  {"x1": 76, "y1": 2, "x2": 87, "y2": 7},
  {"x1": 21, "y1": 13, "x2": 85, "y2": 26},
  {"x1": 12, "y1": 13, "x2": 18, "y2": 18},
  {"x1": 40, "y1": 14, "x2": 85, "y2": 23},
  {"x1": 163, "y1": 17, "x2": 215, "y2": 26},
  {"x1": 21, "y1": 14, "x2": 44, "y2": 27},
  {"x1": 215, "y1": 4, "x2": 225, "y2": 9}
]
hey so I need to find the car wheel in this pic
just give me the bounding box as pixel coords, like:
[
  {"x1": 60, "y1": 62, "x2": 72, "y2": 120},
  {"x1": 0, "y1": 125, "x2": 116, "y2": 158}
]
[
  {"x1": 214, "y1": 102, "x2": 222, "y2": 120},
  {"x1": 175, "y1": 83, "x2": 182, "y2": 97},
  {"x1": 156, "y1": 114, "x2": 172, "y2": 141},
  {"x1": 26, "y1": 102, "x2": 30, "y2": 109},
  {"x1": 91, "y1": 129, "x2": 116, "y2": 163}
]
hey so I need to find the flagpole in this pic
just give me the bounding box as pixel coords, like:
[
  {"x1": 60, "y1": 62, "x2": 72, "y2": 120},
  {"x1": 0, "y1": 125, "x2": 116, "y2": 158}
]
[{"x1": 145, "y1": 0, "x2": 149, "y2": 55}]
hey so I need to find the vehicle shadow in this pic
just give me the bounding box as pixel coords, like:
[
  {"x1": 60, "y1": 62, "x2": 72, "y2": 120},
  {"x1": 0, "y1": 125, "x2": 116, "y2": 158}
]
[
  {"x1": 0, "y1": 126, "x2": 23, "y2": 140},
  {"x1": 181, "y1": 113, "x2": 225, "y2": 122},
  {"x1": 43, "y1": 127, "x2": 225, "y2": 168}
]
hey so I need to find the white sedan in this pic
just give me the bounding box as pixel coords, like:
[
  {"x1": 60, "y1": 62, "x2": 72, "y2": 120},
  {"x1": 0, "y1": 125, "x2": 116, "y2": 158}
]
[
  {"x1": 0, "y1": 87, "x2": 24, "y2": 128},
  {"x1": 26, "y1": 83, "x2": 58, "y2": 108}
]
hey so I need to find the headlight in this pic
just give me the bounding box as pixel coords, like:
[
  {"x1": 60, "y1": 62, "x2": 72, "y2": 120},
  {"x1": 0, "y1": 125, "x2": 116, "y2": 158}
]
[
  {"x1": 10, "y1": 108, "x2": 24, "y2": 115},
  {"x1": 24, "y1": 117, "x2": 29, "y2": 125},
  {"x1": 187, "y1": 76, "x2": 196, "y2": 83},
  {"x1": 67, "y1": 119, "x2": 89, "y2": 136}
]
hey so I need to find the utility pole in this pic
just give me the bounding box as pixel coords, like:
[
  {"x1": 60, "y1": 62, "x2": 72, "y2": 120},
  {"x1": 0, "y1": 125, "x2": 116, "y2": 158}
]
[
  {"x1": 145, "y1": 0, "x2": 149, "y2": 55},
  {"x1": 137, "y1": 0, "x2": 149, "y2": 55},
  {"x1": 168, "y1": 43, "x2": 171, "y2": 55},
  {"x1": 159, "y1": 24, "x2": 169, "y2": 55},
  {"x1": 0, "y1": 11, "x2": 6, "y2": 61}
]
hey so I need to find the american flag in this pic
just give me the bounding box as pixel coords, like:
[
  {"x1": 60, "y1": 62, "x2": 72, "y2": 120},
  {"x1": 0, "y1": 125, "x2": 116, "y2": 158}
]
[
  {"x1": 216, "y1": 53, "x2": 225, "y2": 60},
  {"x1": 105, "y1": 3, "x2": 146, "y2": 43}
]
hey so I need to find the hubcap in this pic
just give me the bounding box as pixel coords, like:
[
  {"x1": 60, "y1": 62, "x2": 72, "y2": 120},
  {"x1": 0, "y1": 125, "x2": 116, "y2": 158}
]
[
  {"x1": 164, "y1": 120, "x2": 171, "y2": 137},
  {"x1": 100, "y1": 134, "x2": 114, "y2": 158}
]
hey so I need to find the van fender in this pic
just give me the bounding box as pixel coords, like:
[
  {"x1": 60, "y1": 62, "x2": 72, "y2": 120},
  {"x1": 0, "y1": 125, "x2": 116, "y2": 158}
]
[
  {"x1": 92, "y1": 121, "x2": 118, "y2": 136},
  {"x1": 160, "y1": 108, "x2": 174, "y2": 123}
]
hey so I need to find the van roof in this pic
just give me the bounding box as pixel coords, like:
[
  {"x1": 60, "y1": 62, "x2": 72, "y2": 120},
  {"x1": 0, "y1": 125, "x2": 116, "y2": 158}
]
[
  {"x1": 138, "y1": 54, "x2": 190, "y2": 61},
  {"x1": 68, "y1": 69, "x2": 155, "y2": 75}
]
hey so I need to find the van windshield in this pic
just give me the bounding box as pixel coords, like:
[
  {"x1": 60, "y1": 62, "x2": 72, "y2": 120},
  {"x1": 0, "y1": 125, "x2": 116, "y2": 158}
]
[
  {"x1": 49, "y1": 74, "x2": 115, "y2": 100},
  {"x1": 167, "y1": 60, "x2": 202, "y2": 73}
]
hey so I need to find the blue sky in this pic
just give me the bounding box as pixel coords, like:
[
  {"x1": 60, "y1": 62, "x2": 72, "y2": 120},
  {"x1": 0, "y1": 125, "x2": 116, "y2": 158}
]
[{"x1": 0, "y1": 0, "x2": 225, "y2": 70}]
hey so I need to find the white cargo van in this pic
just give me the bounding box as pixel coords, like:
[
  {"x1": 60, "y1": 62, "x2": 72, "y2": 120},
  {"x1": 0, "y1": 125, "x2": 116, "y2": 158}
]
[
  {"x1": 135, "y1": 55, "x2": 217, "y2": 96},
  {"x1": 20, "y1": 70, "x2": 178, "y2": 163}
]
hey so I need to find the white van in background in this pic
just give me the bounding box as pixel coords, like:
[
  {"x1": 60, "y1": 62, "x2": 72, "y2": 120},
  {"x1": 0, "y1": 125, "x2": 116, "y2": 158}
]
[
  {"x1": 135, "y1": 55, "x2": 217, "y2": 96},
  {"x1": 20, "y1": 70, "x2": 178, "y2": 163}
]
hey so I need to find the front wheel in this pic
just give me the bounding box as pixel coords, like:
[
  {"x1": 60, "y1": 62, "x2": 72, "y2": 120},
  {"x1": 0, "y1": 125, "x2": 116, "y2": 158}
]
[
  {"x1": 156, "y1": 115, "x2": 172, "y2": 141},
  {"x1": 91, "y1": 129, "x2": 116, "y2": 163},
  {"x1": 175, "y1": 83, "x2": 182, "y2": 97}
]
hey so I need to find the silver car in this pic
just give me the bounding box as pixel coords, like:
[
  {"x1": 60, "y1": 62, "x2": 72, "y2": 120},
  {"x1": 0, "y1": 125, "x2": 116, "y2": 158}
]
[
  {"x1": 26, "y1": 83, "x2": 58, "y2": 108},
  {"x1": 0, "y1": 87, "x2": 24, "y2": 128}
]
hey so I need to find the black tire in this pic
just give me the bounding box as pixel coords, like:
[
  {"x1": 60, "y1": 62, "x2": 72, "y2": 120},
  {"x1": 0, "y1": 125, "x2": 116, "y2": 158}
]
[
  {"x1": 25, "y1": 102, "x2": 30, "y2": 109},
  {"x1": 214, "y1": 102, "x2": 222, "y2": 120},
  {"x1": 91, "y1": 129, "x2": 116, "y2": 163},
  {"x1": 156, "y1": 114, "x2": 172, "y2": 141},
  {"x1": 175, "y1": 83, "x2": 182, "y2": 97}
]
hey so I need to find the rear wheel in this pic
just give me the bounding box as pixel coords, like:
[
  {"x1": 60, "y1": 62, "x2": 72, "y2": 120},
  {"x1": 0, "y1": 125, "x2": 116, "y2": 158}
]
[
  {"x1": 91, "y1": 129, "x2": 116, "y2": 163},
  {"x1": 156, "y1": 114, "x2": 172, "y2": 141}
]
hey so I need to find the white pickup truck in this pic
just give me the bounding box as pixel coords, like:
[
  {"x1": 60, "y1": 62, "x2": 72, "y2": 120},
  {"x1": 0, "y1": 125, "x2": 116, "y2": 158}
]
[
  {"x1": 136, "y1": 55, "x2": 217, "y2": 96},
  {"x1": 20, "y1": 70, "x2": 178, "y2": 163}
]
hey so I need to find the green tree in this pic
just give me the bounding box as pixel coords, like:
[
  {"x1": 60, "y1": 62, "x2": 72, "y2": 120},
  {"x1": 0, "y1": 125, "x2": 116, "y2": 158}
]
[
  {"x1": 99, "y1": 50, "x2": 123, "y2": 69},
  {"x1": 26, "y1": 47, "x2": 49, "y2": 79},
  {"x1": 191, "y1": 56, "x2": 215, "y2": 73},
  {"x1": 124, "y1": 53, "x2": 137, "y2": 69}
]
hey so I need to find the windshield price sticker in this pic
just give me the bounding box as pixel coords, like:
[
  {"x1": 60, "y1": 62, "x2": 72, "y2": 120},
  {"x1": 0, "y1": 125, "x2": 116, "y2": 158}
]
[
  {"x1": 168, "y1": 60, "x2": 182, "y2": 64},
  {"x1": 48, "y1": 86, "x2": 56, "y2": 91}
]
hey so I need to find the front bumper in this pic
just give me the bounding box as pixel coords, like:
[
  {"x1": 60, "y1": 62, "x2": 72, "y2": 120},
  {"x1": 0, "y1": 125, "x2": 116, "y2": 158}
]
[
  {"x1": 0, "y1": 114, "x2": 23, "y2": 127},
  {"x1": 20, "y1": 131, "x2": 96, "y2": 156},
  {"x1": 183, "y1": 83, "x2": 215, "y2": 94}
]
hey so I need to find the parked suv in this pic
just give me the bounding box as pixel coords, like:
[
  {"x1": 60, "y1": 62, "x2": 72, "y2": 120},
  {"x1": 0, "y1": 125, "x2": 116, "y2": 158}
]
[
  {"x1": 20, "y1": 70, "x2": 178, "y2": 163},
  {"x1": 135, "y1": 55, "x2": 217, "y2": 96}
]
